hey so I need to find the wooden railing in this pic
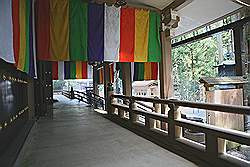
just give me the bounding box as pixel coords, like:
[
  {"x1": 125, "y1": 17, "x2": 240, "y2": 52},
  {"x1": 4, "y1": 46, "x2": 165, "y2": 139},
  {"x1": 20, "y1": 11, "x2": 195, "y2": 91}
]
[
  {"x1": 62, "y1": 90, "x2": 71, "y2": 99},
  {"x1": 110, "y1": 94, "x2": 250, "y2": 167},
  {"x1": 62, "y1": 90, "x2": 105, "y2": 109}
]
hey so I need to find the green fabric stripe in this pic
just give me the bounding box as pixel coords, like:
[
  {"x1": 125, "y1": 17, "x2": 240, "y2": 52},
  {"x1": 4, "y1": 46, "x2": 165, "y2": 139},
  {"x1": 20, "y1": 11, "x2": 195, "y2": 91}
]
[
  {"x1": 148, "y1": 11, "x2": 161, "y2": 62},
  {"x1": 138, "y1": 63, "x2": 144, "y2": 81},
  {"x1": 117, "y1": 63, "x2": 122, "y2": 79},
  {"x1": 69, "y1": 0, "x2": 88, "y2": 61},
  {"x1": 70, "y1": 62, "x2": 76, "y2": 79},
  {"x1": 24, "y1": 0, "x2": 30, "y2": 73}
]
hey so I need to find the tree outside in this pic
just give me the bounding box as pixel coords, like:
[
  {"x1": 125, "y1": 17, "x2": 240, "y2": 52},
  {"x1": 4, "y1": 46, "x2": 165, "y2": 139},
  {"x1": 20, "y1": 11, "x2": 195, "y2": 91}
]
[{"x1": 172, "y1": 30, "x2": 234, "y2": 102}]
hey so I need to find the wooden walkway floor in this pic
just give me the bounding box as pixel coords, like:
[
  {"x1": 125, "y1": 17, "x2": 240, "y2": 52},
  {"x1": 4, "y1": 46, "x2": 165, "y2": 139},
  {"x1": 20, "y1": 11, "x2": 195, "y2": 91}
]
[{"x1": 15, "y1": 95, "x2": 197, "y2": 167}]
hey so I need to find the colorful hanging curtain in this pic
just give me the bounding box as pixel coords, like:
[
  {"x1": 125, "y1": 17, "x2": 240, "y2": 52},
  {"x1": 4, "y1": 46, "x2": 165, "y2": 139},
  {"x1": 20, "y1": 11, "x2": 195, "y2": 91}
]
[
  {"x1": 36, "y1": 0, "x2": 50, "y2": 61},
  {"x1": 50, "y1": 0, "x2": 70, "y2": 61},
  {"x1": 0, "y1": 0, "x2": 15, "y2": 64},
  {"x1": 119, "y1": 7, "x2": 135, "y2": 62},
  {"x1": 11, "y1": 0, "x2": 37, "y2": 77},
  {"x1": 52, "y1": 61, "x2": 92, "y2": 80},
  {"x1": 69, "y1": 0, "x2": 88, "y2": 61},
  {"x1": 88, "y1": 3, "x2": 104, "y2": 61},
  {"x1": 134, "y1": 9, "x2": 149, "y2": 62},
  {"x1": 133, "y1": 62, "x2": 158, "y2": 81},
  {"x1": 104, "y1": 5, "x2": 120, "y2": 62},
  {"x1": 35, "y1": 2, "x2": 162, "y2": 63}
]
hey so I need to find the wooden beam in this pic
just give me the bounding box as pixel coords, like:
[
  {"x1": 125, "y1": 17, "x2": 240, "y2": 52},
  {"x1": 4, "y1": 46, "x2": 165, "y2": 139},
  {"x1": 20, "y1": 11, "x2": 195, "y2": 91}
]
[
  {"x1": 231, "y1": 0, "x2": 250, "y2": 7},
  {"x1": 172, "y1": 17, "x2": 250, "y2": 48},
  {"x1": 162, "y1": 0, "x2": 193, "y2": 14}
]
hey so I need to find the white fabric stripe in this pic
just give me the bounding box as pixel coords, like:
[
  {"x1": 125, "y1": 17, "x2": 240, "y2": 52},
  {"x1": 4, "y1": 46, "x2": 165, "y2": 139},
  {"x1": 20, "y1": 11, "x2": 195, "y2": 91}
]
[
  {"x1": 131, "y1": 63, "x2": 134, "y2": 82},
  {"x1": 32, "y1": 0, "x2": 37, "y2": 78},
  {"x1": 104, "y1": 5, "x2": 120, "y2": 62},
  {"x1": 58, "y1": 61, "x2": 65, "y2": 80},
  {"x1": 0, "y1": 0, "x2": 15, "y2": 64},
  {"x1": 87, "y1": 65, "x2": 93, "y2": 79}
]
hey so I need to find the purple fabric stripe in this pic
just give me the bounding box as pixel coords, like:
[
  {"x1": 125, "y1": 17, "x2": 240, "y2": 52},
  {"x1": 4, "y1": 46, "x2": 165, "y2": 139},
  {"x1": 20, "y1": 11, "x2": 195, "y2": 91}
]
[
  {"x1": 29, "y1": 0, "x2": 35, "y2": 77},
  {"x1": 88, "y1": 3, "x2": 104, "y2": 62},
  {"x1": 64, "y1": 61, "x2": 71, "y2": 79}
]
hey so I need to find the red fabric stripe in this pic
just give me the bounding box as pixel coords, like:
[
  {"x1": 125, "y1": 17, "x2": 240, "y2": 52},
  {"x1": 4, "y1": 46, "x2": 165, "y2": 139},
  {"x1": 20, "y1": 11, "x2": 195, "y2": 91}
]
[
  {"x1": 82, "y1": 62, "x2": 87, "y2": 79},
  {"x1": 52, "y1": 62, "x2": 58, "y2": 80},
  {"x1": 151, "y1": 62, "x2": 158, "y2": 80},
  {"x1": 119, "y1": 8, "x2": 135, "y2": 62},
  {"x1": 12, "y1": 0, "x2": 20, "y2": 66},
  {"x1": 36, "y1": 0, "x2": 50, "y2": 60}
]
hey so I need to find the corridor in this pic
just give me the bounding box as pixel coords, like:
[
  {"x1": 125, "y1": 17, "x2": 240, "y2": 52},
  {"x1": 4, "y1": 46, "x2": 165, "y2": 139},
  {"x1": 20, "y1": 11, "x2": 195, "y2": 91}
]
[{"x1": 14, "y1": 95, "x2": 197, "y2": 167}]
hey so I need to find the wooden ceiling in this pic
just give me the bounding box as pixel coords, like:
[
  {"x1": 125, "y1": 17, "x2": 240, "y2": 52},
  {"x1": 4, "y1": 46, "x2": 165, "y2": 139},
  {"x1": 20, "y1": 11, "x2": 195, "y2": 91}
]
[{"x1": 126, "y1": 0, "x2": 176, "y2": 10}]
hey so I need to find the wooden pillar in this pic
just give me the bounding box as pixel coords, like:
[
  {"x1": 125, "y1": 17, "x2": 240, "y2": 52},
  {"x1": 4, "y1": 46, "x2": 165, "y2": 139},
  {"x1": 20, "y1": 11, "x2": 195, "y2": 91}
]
[
  {"x1": 36, "y1": 61, "x2": 53, "y2": 118},
  {"x1": 233, "y1": 26, "x2": 243, "y2": 76},
  {"x1": 103, "y1": 63, "x2": 110, "y2": 110},
  {"x1": 27, "y1": 77, "x2": 35, "y2": 120},
  {"x1": 121, "y1": 63, "x2": 132, "y2": 96},
  {"x1": 159, "y1": 30, "x2": 174, "y2": 102},
  {"x1": 159, "y1": 30, "x2": 174, "y2": 130},
  {"x1": 153, "y1": 102, "x2": 161, "y2": 128}
]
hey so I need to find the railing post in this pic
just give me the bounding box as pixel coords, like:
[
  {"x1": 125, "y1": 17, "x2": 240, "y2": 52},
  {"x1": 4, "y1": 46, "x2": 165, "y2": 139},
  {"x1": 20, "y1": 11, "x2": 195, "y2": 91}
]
[
  {"x1": 168, "y1": 103, "x2": 182, "y2": 139},
  {"x1": 153, "y1": 102, "x2": 161, "y2": 128},
  {"x1": 218, "y1": 138, "x2": 226, "y2": 154},
  {"x1": 206, "y1": 134, "x2": 218, "y2": 160},
  {"x1": 70, "y1": 87, "x2": 74, "y2": 99},
  {"x1": 129, "y1": 99, "x2": 138, "y2": 123},
  {"x1": 118, "y1": 99, "x2": 128, "y2": 118}
]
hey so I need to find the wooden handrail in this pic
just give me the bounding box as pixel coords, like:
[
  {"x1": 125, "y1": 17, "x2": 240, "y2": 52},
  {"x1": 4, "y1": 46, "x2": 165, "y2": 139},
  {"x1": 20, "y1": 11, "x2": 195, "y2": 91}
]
[
  {"x1": 135, "y1": 101, "x2": 155, "y2": 111},
  {"x1": 111, "y1": 94, "x2": 250, "y2": 115},
  {"x1": 110, "y1": 94, "x2": 250, "y2": 167},
  {"x1": 74, "y1": 90, "x2": 106, "y2": 100}
]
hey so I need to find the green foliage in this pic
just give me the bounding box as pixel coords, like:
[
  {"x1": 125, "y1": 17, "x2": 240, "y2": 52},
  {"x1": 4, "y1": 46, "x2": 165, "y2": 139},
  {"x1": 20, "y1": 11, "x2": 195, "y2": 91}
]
[
  {"x1": 172, "y1": 31, "x2": 233, "y2": 102},
  {"x1": 172, "y1": 36, "x2": 219, "y2": 102},
  {"x1": 53, "y1": 80, "x2": 66, "y2": 91}
]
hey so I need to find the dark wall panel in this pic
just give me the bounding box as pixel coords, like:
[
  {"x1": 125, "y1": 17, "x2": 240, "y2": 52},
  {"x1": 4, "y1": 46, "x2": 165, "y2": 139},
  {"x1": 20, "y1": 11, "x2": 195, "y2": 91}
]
[{"x1": 0, "y1": 60, "x2": 30, "y2": 162}]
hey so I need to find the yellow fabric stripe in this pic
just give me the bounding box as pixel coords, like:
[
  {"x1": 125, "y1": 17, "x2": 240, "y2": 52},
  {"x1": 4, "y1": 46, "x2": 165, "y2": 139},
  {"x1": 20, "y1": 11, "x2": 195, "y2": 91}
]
[
  {"x1": 76, "y1": 61, "x2": 82, "y2": 79},
  {"x1": 17, "y1": 0, "x2": 26, "y2": 70},
  {"x1": 144, "y1": 63, "x2": 152, "y2": 80},
  {"x1": 50, "y1": 0, "x2": 69, "y2": 61},
  {"x1": 134, "y1": 9, "x2": 149, "y2": 62}
]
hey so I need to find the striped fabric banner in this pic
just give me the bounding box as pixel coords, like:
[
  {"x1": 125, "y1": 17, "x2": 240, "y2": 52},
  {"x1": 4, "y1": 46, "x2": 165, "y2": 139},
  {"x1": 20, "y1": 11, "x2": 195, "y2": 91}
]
[
  {"x1": 104, "y1": 5, "x2": 120, "y2": 62},
  {"x1": 0, "y1": 0, "x2": 15, "y2": 64},
  {"x1": 88, "y1": 3, "x2": 104, "y2": 62},
  {"x1": 35, "y1": 2, "x2": 162, "y2": 63},
  {"x1": 119, "y1": 7, "x2": 135, "y2": 62},
  {"x1": 50, "y1": 0, "x2": 70, "y2": 61},
  {"x1": 12, "y1": 0, "x2": 20, "y2": 64},
  {"x1": 58, "y1": 61, "x2": 65, "y2": 80},
  {"x1": 36, "y1": 0, "x2": 50, "y2": 61},
  {"x1": 52, "y1": 61, "x2": 90, "y2": 80},
  {"x1": 10, "y1": 0, "x2": 37, "y2": 77},
  {"x1": 148, "y1": 11, "x2": 162, "y2": 62},
  {"x1": 69, "y1": 0, "x2": 88, "y2": 61},
  {"x1": 133, "y1": 62, "x2": 158, "y2": 81},
  {"x1": 134, "y1": 9, "x2": 149, "y2": 62}
]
